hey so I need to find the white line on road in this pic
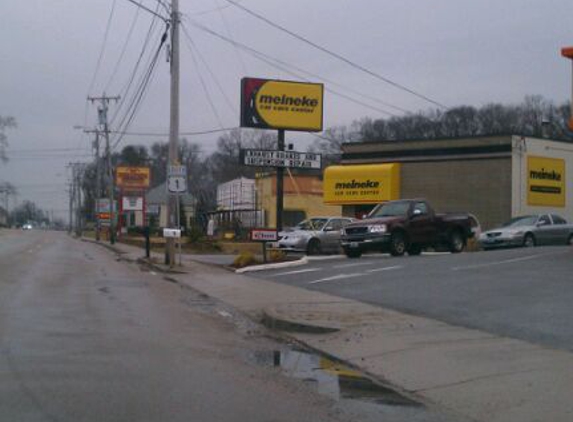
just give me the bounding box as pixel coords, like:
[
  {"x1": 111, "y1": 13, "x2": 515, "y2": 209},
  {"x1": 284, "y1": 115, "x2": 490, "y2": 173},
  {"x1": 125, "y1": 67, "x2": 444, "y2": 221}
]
[
  {"x1": 365, "y1": 265, "x2": 403, "y2": 273},
  {"x1": 309, "y1": 273, "x2": 364, "y2": 284},
  {"x1": 333, "y1": 262, "x2": 368, "y2": 269},
  {"x1": 274, "y1": 268, "x2": 322, "y2": 277},
  {"x1": 451, "y1": 251, "x2": 559, "y2": 271}
]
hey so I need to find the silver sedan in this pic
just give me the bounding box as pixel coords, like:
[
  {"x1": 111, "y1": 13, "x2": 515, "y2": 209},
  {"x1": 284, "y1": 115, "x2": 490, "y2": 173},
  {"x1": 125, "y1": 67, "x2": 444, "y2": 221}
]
[
  {"x1": 277, "y1": 217, "x2": 356, "y2": 255},
  {"x1": 479, "y1": 214, "x2": 573, "y2": 250}
]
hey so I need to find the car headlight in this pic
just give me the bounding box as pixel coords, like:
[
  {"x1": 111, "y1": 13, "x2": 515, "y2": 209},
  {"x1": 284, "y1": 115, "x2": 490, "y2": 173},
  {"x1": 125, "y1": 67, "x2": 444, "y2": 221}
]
[{"x1": 368, "y1": 224, "x2": 387, "y2": 233}]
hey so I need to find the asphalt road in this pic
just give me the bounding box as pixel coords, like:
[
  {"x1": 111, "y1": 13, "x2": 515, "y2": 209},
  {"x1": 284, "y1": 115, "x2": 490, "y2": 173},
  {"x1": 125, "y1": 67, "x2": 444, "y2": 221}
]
[
  {"x1": 1, "y1": 230, "x2": 406, "y2": 422},
  {"x1": 251, "y1": 246, "x2": 573, "y2": 351}
]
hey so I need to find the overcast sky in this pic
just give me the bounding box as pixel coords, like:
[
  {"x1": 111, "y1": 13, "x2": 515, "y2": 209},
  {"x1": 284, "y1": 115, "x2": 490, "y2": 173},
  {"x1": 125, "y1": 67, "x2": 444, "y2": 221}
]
[{"x1": 1, "y1": 0, "x2": 572, "y2": 220}]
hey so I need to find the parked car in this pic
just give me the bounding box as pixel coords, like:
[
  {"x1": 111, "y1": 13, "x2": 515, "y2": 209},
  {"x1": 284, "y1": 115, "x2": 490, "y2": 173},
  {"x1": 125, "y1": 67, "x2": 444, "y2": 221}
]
[
  {"x1": 22, "y1": 223, "x2": 33, "y2": 230},
  {"x1": 277, "y1": 217, "x2": 356, "y2": 255},
  {"x1": 340, "y1": 199, "x2": 475, "y2": 258},
  {"x1": 479, "y1": 214, "x2": 573, "y2": 250}
]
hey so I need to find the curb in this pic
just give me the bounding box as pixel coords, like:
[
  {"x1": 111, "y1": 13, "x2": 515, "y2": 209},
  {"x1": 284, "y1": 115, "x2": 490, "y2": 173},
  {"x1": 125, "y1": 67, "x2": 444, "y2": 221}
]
[
  {"x1": 260, "y1": 308, "x2": 340, "y2": 334},
  {"x1": 235, "y1": 256, "x2": 308, "y2": 273}
]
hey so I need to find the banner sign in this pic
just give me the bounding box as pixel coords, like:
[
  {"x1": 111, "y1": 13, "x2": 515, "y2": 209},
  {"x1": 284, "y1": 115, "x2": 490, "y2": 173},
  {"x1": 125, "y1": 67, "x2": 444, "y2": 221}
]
[
  {"x1": 122, "y1": 196, "x2": 144, "y2": 211},
  {"x1": 250, "y1": 228, "x2": 278, "y2": 242},
  {"x1": 527, "y1": 156, "x2": 566, "y2": 207},
  {"x1": 116, "y1": 166, "x2": 150, "y2": 189},
  {"x1": 240, "y1": 149, "x2": 322, "y2": 169},
  {"x1": 241, "y1": 78, "x2": 324, "y2": 132}
]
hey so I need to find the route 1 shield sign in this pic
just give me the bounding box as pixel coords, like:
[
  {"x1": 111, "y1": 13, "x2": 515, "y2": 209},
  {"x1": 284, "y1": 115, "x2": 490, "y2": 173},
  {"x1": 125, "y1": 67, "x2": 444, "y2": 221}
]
[{"x1": 167, "y1": 165, "x2": 187, "y2": 193}]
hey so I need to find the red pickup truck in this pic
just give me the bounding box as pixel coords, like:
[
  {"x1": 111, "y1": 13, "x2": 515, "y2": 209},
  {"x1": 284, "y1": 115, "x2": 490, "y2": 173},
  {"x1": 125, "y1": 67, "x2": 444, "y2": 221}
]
[{"x1": 340, "y1": 199, "x2": 474, "y2": 258}]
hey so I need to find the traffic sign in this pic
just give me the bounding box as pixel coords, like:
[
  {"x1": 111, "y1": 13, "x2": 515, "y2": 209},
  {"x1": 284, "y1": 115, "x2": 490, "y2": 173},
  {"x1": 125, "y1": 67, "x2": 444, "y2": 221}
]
[
  {"x1": 240, "y1": 149, "x2": 322, "y2": 169},
  {"x1": 167, "y1": 176, "x2": 187, "y2": 193}
]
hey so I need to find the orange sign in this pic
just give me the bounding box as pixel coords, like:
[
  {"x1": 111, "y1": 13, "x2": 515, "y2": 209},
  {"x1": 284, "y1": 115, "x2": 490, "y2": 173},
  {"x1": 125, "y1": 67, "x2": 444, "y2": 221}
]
[{"x1": 116, "y1": 166, "x2": 150, "y2": 189}]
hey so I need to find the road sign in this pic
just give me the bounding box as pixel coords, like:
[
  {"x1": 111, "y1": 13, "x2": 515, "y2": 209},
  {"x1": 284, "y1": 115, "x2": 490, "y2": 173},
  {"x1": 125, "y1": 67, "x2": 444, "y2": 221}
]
[
  {"x1": 167, "y1": 165, "x2": 187, "y2": 193},
  {"x1": 163, "y1": 228, "x2": 182, "y2": 238},
  {"x1": 240, "y1": 149, "x2": 322, "y2": 169},
  {"x1": 250, "y1": 228, "x2": 278, "y2": 242},
  {"x1": 167, "y1": 176, "x2": 187, "y2": 193}
]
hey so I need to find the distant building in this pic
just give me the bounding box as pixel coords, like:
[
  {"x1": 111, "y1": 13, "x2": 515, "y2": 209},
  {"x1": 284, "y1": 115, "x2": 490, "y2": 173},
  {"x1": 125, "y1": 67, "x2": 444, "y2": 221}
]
[{"x1": 217, "y1": 177, "x2": 256, "y2": 211}]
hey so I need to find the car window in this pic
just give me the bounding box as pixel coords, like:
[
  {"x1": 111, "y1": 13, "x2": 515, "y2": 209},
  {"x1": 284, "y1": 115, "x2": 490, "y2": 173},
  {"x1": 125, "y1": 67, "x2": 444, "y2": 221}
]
[
  {"x1": 538, "y1": 215, "x2": 551, "y2": 226},
  {"x1": 369, "y1": 202, "x2": 410, "y2": 218},
  {"x1": 296, "y1": 218, "x2": 328, "y2": 231},
  {"x1": 413, "y1": 202, "x2": 428, "y2": 214},
  {"x1": 325, "y1": 220, "x2": 343, "y2": 231},
  {"x1": 551, "y1": 214, "x2": 567, "y2": 225},
  {"x1": 502, "y1": 216, "x2": 537, "y2": 227}
]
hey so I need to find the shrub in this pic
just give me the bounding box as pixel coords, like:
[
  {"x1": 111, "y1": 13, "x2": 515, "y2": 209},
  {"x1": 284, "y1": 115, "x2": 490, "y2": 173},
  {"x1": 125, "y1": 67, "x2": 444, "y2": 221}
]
[{"x1": 232, "y1": 251, "x2": 257, "y2": 268}]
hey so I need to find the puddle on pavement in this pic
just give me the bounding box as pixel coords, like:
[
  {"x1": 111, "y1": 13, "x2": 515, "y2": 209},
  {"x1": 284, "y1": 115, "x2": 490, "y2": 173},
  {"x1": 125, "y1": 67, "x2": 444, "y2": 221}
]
[{"x1": 251, "y1": 348, "x2": 419, "y2": 407}]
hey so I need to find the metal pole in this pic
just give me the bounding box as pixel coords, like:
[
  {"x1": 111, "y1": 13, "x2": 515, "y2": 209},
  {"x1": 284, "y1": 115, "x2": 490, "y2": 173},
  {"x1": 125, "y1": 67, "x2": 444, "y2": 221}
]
[
  {"x1": 95, "y1": 131, "x2": 101, "y2": 241},
  {"x1": 276, "y1": 130, "x2": 285, "y2": 231},
  {"x1": 166, "y1": 0, "x2": 180, "y2": 268}
]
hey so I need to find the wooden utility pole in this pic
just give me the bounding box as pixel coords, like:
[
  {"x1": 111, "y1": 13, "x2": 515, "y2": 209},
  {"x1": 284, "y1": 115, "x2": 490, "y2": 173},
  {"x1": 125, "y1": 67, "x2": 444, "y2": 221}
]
[
  {"x1": 88, "y1": 95, "x2": 120, "y2": 244},
  {"x1": 166, "y1": 0, "x2": 180, "y2": 267}
]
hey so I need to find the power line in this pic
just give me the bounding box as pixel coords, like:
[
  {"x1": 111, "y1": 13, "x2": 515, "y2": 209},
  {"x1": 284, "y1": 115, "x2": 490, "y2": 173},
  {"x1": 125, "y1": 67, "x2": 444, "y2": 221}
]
[
  {"x1": 123, "y1": 0, "x2": 168, "y2": 21},
  {"x1": 104, "y1": 7, "x2": 141, "y2": 92},
  {"x1": 185, "y1": 20, "x2": 398, "y2": 116},
  {"x1": 180, "y1": 23, "x2": 238, "y2": 116},
  {"x1": 87, "y1": 0, "x2": 118, "y2": 95},
  {"x1": 224, "y1": 0, "x2": 448, "y2": 109}
]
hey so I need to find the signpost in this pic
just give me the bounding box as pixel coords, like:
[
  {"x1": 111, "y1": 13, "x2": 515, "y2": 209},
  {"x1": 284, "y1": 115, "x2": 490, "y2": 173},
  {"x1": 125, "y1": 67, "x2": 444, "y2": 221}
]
[
  {"x1": 250, "y1": 228, "x2": 278, "y2": 262},
  {"x1": 166, "y1": 165, "x2": 187, "y2": 265},
  {"x1": 240, "y1": 77, "x2": 324, "y2": 232}
]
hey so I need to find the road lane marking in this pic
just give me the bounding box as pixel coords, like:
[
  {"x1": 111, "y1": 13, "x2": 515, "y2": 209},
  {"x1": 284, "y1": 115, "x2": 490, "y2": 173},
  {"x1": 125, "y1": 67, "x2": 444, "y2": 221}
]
[
  {"x1": 309, "y1": 273, "x2": 364, "y2": 284},
  {"x1": 365, "y1": 265, "x2": 403, "y2": 273},
  {"x1": 451, "y1": 251, "x2": 559, "y2": 271},
  {"x1": 274, "y1": 268, "x2": 322, "y2": 277},
  {"x1": 333, "y1": 262, "x2": 367, "y2": 269}
]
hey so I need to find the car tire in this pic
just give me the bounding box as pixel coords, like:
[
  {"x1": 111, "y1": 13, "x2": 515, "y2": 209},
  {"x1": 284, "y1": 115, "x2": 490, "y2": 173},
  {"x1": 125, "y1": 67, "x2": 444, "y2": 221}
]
[
  {"x1": 449, "y1": 230, "x2": 465, "y2": 253},
  {"x1": 407, "y1": 244, "x2": 422, "y2": 256},
  {"x1": 523, "y1": 233, "x2": 536, "y2": 248},
  {"x1": 344, "y1": 248, "x2": 362, "y2": 258},
  {"x1": 389, "y1": 231, "x2": 407, "y2": 256},
  {"x1": 306, "y1": 238, "x2": 322, "y2": 255}
]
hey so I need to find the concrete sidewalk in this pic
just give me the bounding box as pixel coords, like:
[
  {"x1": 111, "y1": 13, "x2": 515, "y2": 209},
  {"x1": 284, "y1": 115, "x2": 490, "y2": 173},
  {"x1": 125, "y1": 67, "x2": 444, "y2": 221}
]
[{"x1": 90, "y1": 238, "x2": 573, "y2": 422}]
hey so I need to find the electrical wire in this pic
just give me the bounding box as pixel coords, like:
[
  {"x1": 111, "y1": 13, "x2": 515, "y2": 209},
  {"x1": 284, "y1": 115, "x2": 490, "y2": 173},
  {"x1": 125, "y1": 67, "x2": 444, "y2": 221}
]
[
  {"x1": 123, "y1": 0, "x2": 168, "y2": 21},
  {"x1": 111, "y1": 5, "x2": 163, "y2": 125},
  {"x1": 185, "y1": 38, "x2": 226, "y2": 129},
  {"x1": 104, "y1": 7, "x2": 141, "y2": 93},
  {"x1": 224, "y1": 0, "x2": 448, "y2": 109},
  {"x1": 180, "y1": 24, "x2": 237, "y2": 116},
  {"x1": 112, "y1": 26, "x2": 168, "y2": 149},
  {"x1": 185, "y1": 20, "x2": 398, "y2": 116},
  {"x1": 87, "y1": 0, "x2": 118, "y2": 95}
]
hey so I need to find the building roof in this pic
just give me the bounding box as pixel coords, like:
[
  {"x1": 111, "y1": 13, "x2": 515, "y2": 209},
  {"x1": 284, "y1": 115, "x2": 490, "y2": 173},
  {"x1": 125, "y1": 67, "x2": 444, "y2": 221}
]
[{"x1": 145, "y1": 183, "x2": 196, "y2": 206}]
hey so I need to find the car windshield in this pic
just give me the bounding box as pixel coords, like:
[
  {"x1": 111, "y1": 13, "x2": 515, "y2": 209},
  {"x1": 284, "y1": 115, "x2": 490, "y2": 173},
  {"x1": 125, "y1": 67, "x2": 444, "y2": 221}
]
[
  {"x1": 295, "y1": 218, "x2": 329, "y2": 231},
  {"x1": 501, "y1": 216, "x2": 538, "y2": 227},
  {"x1": 368, "y1": 202, "x2": 410, "y2": 218}
]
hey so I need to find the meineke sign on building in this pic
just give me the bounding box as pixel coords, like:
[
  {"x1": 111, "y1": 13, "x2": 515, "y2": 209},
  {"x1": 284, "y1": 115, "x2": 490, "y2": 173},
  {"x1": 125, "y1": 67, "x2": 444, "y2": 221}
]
[{"x1": 240, "y1": 78, "x2": 324, "y2": 132}]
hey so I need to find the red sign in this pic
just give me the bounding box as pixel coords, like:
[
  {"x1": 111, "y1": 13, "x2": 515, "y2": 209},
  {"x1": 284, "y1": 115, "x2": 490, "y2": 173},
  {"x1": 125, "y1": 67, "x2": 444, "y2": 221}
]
[{"x1": 250, "y1": 228, "x2": 278, "y2": 242}]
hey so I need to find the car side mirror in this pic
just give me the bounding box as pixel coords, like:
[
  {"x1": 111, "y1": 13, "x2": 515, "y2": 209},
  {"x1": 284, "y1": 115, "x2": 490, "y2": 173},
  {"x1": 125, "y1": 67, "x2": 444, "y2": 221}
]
[
  {"x1": 412, "y1": 209, "x2": 423, "y2": 217},
  {"x1": 324, "y1": 226, "x2": 335, "y2": 232},
  {"x1": 536, "y1": 221, "x2": 547, "y2": 227}
]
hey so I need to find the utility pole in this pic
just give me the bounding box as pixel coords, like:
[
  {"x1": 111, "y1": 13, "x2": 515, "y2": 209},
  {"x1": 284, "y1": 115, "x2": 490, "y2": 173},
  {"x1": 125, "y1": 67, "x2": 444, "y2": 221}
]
[
  {"x1": 84, "y1": 129, "x2": 102, "y2": 241},
  {"x1": 88, "y1": 95, "x2": 120, "y2": 244},
  {"x1": 166, "y1": 0, "x2": 180, "y2": 267},
  {"x1": 75, "y1": 165, "x2": 82, "y2": 236}
]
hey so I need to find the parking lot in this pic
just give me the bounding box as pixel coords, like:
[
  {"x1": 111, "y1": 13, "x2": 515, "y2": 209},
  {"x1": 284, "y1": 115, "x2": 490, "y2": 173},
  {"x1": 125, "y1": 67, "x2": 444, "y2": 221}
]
[{"x1": 251, "y1": 246, "x2": 573, "y2": 351}]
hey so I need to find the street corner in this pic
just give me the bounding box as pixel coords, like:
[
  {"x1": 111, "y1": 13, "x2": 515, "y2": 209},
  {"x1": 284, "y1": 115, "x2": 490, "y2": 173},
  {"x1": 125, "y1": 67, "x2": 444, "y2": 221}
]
[{"x1": 234, "y1": 255, "x2": 309, "y2": 273}]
